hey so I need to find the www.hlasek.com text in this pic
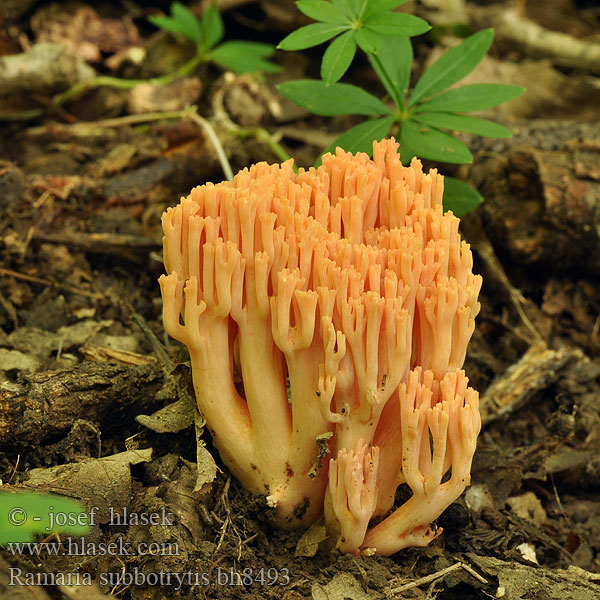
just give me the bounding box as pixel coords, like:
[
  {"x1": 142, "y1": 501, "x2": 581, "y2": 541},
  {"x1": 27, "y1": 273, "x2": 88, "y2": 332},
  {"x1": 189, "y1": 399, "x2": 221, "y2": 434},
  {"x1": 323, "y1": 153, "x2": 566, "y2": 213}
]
[{"x1": 8, "y1": 537, "x2": 179, "y2": 557}]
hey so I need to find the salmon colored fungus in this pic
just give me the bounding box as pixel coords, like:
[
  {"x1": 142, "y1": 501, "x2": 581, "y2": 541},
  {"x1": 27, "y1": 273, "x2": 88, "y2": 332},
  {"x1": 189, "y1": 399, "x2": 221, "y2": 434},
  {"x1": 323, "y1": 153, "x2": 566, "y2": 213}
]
[{"x1": 159, "y1": 138, "x2": 482, "y2": 556}]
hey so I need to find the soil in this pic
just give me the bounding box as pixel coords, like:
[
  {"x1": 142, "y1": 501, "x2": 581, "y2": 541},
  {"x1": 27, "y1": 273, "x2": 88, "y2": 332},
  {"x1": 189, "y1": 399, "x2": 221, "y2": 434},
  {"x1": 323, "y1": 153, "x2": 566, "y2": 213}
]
[{"x1": 1, "y1": 1, "x2": 599, "y2": 599}]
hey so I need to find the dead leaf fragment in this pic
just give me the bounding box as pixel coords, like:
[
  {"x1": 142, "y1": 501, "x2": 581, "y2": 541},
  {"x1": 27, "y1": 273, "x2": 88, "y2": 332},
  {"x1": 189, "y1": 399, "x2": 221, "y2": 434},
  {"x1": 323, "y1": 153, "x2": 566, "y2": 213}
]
[
  {"x1": 127, "y1": 78, "x2": 202, "y2": 115},
  {"x1": 295, "y1": 520, "x2": 328, "y2": 557},
  {"x1": 0, "y1": 348, "x2": 39, "y2": 374},
  {"x1": 136, "y1": 398, "x2": 195, "y2": 434},
  {"x1": 32, "y1": 4, "x2": 142, "y2": 63},
  {"x1": 26, "y1": 448, "x2": 152, "y2": 523},
  {"x1": 81, "y1": 346, "x2": 156, "y2": 365},
  {"x1": 312, "y1": 573, "x2": 371, "y2": 600},
  {"x1": 507, "y1": 492, "x2": 548, "y2": 527}
]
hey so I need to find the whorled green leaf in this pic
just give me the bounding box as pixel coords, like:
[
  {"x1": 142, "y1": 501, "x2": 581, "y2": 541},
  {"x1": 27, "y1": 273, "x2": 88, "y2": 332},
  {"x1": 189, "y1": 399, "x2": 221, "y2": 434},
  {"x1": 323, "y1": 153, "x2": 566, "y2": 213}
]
[
  {"x1": 202, "y1": 2, "x2": 224, "y2": 49},
  {"x1": 341, "y1": 0, "x2": 362, "y2": 14},
  {"x1": 412, "y1": 112, "x2": 512, "y2": 137},
  {"x1": 318, "y1": 116, "x2": 395, "y2": 162},
  {"x1": 363, "y1": 0, "x2": 409, "y2": 19},
  {"x1": 210, "y1": 41, "x2": 280, "y2": 74},
  {"x1": 147, "y1": 15, "x2": 180, "y2": 36},
  {"x1": 400, "y1": 119, "x2": 473, "y2": 163},
  {"x1": 415, "y1": 83, "x2": 525, "y2": 113},
  {"x1": 148, "y1": 14, "x2": 203, "y2": 45},
  {"x1": 278, "y1": 22, "x2": 348, "y2": 51},
  {"x1": 0, "y1": 492, "x2": 90, "y2": 545},
  {"x1": 296, "y1": 0, "x2": 348, "y2": 24},
  {"x1": 408, "y1": 29, "x2": 494, "y2": 106},
  {"x1": 170, "y1": 1, "x2": 204, "y2": 44},
  {"x1": 364, "y1": 12, "x2": 431, "y2": 37},
  {"x1": 278, "y1": 79, "x2": 391, "y2": 115},
  {"x1": 368, "y1": 35, "x2": 412, "y2": 108},
  {"x1": 321, "y1": 30, "x2": 357, "y2": 83},
  {"x1": 443, "y1": 176, "x2": 484, "y2": 215},
  {"x1": 354, "y1": 27, "x2": 380, "y2": 53},
  {"x1": 330, "y1": 0, "x2": 355, "y2": 19},
  {"x1": 397, "y1": 134, "x2": 419, "y2": 165}
]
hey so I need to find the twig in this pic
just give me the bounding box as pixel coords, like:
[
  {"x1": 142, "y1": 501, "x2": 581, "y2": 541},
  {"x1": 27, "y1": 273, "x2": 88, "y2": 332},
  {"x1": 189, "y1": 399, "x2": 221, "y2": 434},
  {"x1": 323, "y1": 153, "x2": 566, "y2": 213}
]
[
  {"x1": 210, "y1": 73, "x2": 294, "y2": 171},
  {"x1": 27, "y1": 105, "x2": 234, "y2": 182},
  {"x1": 185, "y1": 107, "x2": 234, "y2": 181},
  {"x1": 0, "y1": 267, "x2": 103, "y2": 299},
  {"x1": 461, "y1": 212, "x2": 546, "y2": 346},
  {"x1": 131, "y1": 313, "x2": 174, "y2": 372},
  {"x1": 71, "y1": 110, "x2": 192, "y2": 130},
  {"x1": 389, "y1": 561, "x2": 487, "y2": 595},
  {"x1": 550, "y1": 473, "x2": 570, "y2": 525},
  {"x1": 0, "y1": 109, "x2": 44, "y2": 121},
  {"x1": 460, "y1": 562, "x2": 488, "y2": 584},
  {"x1": 32, "y1": 231, "x2": 160, "y2": 257},
  {"x1": 497, "y1": 9, "x2": 600, "y2": 74},
  {"x1": 6, "y1": 455, "x2": 20, "y2": 484}
]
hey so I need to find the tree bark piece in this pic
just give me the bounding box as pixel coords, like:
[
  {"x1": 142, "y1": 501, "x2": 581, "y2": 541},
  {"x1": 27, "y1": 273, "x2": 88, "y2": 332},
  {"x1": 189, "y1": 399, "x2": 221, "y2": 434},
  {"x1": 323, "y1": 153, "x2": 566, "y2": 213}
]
[
  {"x1": 469, "y1": 121, "x2": 600, "y2": 276},
  {"x1": 0, "y1": 362, "x2": 164, "y2": 449}
]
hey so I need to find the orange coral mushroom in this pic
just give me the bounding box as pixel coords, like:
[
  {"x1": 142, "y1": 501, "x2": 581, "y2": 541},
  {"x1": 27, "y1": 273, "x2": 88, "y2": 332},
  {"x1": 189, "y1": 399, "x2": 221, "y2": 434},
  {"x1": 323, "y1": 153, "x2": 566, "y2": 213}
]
[{"x1": 159, "y1": 138, "x2": 482, "y2": 552}]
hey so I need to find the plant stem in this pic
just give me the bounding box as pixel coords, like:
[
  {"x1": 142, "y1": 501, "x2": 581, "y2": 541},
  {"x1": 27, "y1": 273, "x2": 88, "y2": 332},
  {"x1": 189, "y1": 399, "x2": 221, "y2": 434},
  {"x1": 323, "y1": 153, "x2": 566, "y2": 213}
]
[
  {"x1": 53, "y1": 51, "x2": 205, "y2": 106},
  {"x1": 369, "y1": 52, "x2": 404, "y2": 110},
  {"x1": 230, "y1": 127, "x2": 293, "y2": 166}
]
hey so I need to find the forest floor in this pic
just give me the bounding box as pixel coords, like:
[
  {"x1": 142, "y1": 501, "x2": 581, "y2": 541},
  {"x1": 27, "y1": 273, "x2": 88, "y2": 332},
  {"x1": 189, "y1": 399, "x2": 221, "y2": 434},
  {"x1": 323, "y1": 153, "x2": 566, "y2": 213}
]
[{"x1": 1, "y1": 1, "x2": 600, "y2": 599}]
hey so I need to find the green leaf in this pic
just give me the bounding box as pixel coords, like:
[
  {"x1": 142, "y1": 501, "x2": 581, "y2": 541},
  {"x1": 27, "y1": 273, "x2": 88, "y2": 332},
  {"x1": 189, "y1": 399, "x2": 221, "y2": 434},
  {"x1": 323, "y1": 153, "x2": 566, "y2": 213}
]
[
  {"x1": 148, "y1": 15, "x2": 202, "y2": 45},
  {"x1": 0, "y1": 492, "x2": 90, "y2": 545},
  {"x1": 319, "y1": 116, "x2": 395, "y2": 161},
  {"x1": 202, "y1": 2, "x2": 224, "y2": 49},
  {"x1": 278, "y1": 23, "x2": 349, "y2": 50},
  {"x1": 368, "y1": 35, "x2": 412, "y2": 107},
  {"x1": 171, "y1": 1, "x2": 204, "y2": 44},
  {"x1": 364, "y1": 12, "x2": 431, "y2": 37},
  {"x1": 321, "y1": 30, "x2": 357, "y2": 83},
  {"x1": 398, "y1": 133, "x2": 419, "y2": 165},
  {"x1": 363, "y1": 0, "x2": 408, "y2": 19},
  {"x1": 210, "y1": 41, "x2": 280, "y2": 74},
  {"x1": 331, "y1": 0, "x2": 355, "y2": 19},
  {"x1": 296, "y1": 0, "x2": 348, "y2": 23},
  {"x1": 278, "y1": 79, "x2": 391, "y2": 115},
  {"x1": 354, "y1": 27, "x2": 380, "y2": 53},
  {"x1": 400, "y1": 119, "x2": 473, "y2": 163},
  {"x1": 412, "y1": 112, "x2": 512, "y2": 137},
  {"x1": 443, "y1": 177, "x2": 483, "y2": 215},
  {"x1": 409, "y1": 29, "x2": 494, "y2": 106},
  {"x1": 342, "y1": 0, "x2": 363, "y2": 15},
  {"x1": 415, "y1": 83, "x2": 525, "y2": 113}
]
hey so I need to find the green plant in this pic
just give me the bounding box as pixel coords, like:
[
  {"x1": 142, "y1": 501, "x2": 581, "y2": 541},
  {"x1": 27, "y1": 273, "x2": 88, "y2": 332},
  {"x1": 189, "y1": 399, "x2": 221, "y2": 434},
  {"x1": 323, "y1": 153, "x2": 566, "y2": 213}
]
[
  {"x1": 278, "y1": 4, "x2": 524, "y2": 214},
  {"x1": 54, "y1": 1, "x2": 279, "y2": 105},
  {"x1": 149, "y1": 1, "x2": 280, "y2": 75},
  {"x1": 278, "y1": 0, "x2": 430, "y2": 84}
]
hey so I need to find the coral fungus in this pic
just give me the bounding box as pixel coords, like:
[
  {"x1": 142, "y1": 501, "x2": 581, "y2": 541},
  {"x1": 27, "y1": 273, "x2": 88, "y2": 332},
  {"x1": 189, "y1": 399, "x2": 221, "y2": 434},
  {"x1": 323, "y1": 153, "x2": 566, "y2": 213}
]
[{"x1": 159, "y1": 138, "x2": 482, "y2": 554}]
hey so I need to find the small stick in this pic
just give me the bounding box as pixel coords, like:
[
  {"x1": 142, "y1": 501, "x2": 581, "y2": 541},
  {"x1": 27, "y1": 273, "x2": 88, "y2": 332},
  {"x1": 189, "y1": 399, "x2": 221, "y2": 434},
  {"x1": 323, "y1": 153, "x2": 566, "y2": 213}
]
[
  {"x1": 389, "y1": 561, "x2": 487, "y2": 595},
  {"x1": 131, "y1": 313, "x2": 174, "y2": 372},
  {"x1": 0, "y1": 267, "x2": 103, "y2": 299}
]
